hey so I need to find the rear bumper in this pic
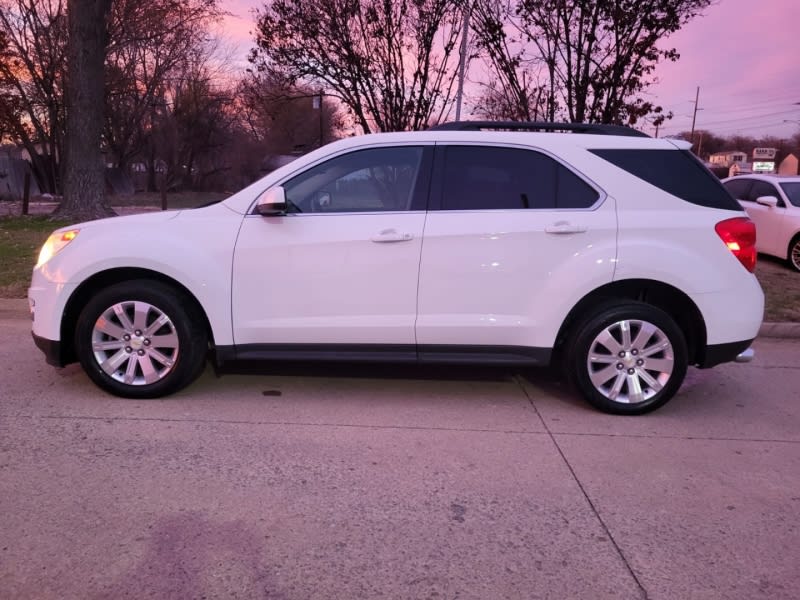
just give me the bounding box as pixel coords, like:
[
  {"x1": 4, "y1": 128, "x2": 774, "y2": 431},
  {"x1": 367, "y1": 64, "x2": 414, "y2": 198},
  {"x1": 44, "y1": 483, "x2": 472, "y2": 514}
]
[
  {"x1": 32, "y1": 333, "x2": 66, "y2": 367},
  {"x1": 699, "y1": 339, "x2": 754, "y2": 368}
]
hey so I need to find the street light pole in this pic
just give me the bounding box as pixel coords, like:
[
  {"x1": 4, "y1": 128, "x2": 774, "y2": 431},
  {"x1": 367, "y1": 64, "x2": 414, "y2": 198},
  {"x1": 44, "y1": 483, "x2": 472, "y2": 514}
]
[{"x1": 312, "y1": 90, "x2": 324, "y2": 148}]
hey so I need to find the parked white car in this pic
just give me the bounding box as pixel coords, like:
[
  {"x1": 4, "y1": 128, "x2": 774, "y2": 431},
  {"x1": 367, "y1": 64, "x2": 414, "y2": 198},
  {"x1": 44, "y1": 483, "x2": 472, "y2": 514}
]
[
  {"x1": 29, "y1": 122, "x2": 764, "y2": 414},
  {"x1": 722, "y1": 174, "x2": 800, "y2": 271}
]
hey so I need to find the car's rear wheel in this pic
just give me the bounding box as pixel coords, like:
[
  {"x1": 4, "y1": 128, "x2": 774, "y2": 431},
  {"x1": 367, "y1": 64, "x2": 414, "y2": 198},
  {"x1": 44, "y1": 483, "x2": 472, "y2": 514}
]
[
  {"x1": 566, "y1": 301, "x2": 688, "y2": 415},
  {"x1": 75, "y1": 280, "x2": 207, "y2": 398},
  {"x1": 788, "y1": 235, "x2": 800, "y2": 272}
]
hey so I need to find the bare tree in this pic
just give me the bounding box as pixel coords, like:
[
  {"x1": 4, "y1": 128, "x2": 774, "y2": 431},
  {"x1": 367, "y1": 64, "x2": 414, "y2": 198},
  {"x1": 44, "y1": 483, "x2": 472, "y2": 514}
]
[
  {"x1": 54, "y1": 0, "x2": 115, "y2": 220},
  {"x1": 0, "y1": 0, "x2": 68, "y2": 192},
  {"x1": 103, "y1": 0, "x2": 224, "y2": 174},
  {"x1": 518, "y1": 0, "x2": 711, "y2": 125},
  {"x1": 237, "y1": 68, "x2": 343, "y2": 155},
  {"x1": 470, "y1": 0, "x2": 710, "y2": 126},
  {"x1": 250, "y1": 0, "x2": 465, "y2": 132},
  {"x1": 470, "y1": 0, "x2": 548, "y2": 121},
  {"x1": 147, "y1": 45, "x2": 239, "y2": 191},
  {"x1": 0, "y1": 27, "x2": 15, "y2": 141}
]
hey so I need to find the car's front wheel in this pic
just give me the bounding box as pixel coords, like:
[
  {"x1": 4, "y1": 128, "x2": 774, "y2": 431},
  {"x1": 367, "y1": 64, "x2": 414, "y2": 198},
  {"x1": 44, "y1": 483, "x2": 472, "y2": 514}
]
[
  {"x1": 566, "y1": 302, "x2": 688, "y2": 415},
  {"x1": 75, "y1": 280, "x2": 208, "y2": 398}
]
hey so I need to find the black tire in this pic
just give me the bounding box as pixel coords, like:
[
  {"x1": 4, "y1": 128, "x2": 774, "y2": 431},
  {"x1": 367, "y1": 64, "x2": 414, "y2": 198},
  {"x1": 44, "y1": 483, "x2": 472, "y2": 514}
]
[
  {"x1": 788, "y1": 235, "x2": 800, "y2": 273},
  {"x1": 565, "y1": 301, "x2": 688, "y2": 415},
  {"x1": 74, "y1": 280, "x2": 208, "y2": 398}
]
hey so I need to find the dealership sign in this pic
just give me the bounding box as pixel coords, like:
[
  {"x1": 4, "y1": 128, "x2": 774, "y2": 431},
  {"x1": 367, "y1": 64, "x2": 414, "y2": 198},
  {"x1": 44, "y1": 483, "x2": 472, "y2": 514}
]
[{"x1": 752, "y1": 147, "x2": 777, "y2": 160}]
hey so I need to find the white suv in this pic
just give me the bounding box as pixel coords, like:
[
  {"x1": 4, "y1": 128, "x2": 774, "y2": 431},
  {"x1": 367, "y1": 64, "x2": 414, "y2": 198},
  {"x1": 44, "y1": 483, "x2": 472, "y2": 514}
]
[
  {"x1": 722, "y1": 174, "x2": 800, "y2": 271},
  {"x1": 29, "y1": 122, "x2": 764, "y2": 414}
]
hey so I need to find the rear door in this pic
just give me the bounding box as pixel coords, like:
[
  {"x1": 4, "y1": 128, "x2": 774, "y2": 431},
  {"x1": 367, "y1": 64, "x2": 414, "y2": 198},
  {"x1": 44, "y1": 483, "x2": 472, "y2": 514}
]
[{"x1": 415, "y1": 144, "x2": 617, "y2": 358}]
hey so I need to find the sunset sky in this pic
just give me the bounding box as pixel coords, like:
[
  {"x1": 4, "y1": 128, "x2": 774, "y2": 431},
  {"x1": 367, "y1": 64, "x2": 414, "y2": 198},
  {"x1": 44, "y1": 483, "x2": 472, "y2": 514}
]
[{"x1": 220, "y1": 0, "x2": 800, "y2": 139}]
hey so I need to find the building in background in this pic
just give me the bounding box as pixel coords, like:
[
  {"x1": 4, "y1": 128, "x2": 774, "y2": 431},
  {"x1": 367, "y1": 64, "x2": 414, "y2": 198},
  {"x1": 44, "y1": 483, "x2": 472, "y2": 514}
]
[
  {"x1": 778, "y1": 153, "x2": 799, "y2": 175},
  {"x1": 709, "y1": 150, "x2": 748, "y2": 168}
]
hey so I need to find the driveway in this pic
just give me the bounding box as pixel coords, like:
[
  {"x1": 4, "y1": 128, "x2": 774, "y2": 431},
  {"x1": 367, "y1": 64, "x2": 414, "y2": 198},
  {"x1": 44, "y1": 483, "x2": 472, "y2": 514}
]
[{"x1": 1, "y1": 301, "x2": 798, "y2": 599}]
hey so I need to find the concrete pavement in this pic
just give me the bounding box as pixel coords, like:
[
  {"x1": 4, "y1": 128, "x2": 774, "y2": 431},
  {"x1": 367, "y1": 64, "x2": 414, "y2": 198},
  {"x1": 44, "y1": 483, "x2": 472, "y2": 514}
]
[{"x1": 1, "y1": 305, "x2": 799, "y2": 599}]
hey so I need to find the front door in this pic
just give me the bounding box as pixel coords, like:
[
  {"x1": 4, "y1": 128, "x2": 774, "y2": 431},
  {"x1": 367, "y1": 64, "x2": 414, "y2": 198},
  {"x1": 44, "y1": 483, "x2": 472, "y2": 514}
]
[
  {"x1": 232, "y1": 145, "x2": 431, "y2": 350},
  {"x1": 745, "y1": 179, "x2": 786, "y2": 256}
]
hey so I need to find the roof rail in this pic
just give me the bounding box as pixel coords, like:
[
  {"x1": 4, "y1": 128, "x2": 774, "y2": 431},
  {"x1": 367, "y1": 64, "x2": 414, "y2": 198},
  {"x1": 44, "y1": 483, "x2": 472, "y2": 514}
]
[{"x1": 428, "y1": 120, "x2": 649, "y2": 138}]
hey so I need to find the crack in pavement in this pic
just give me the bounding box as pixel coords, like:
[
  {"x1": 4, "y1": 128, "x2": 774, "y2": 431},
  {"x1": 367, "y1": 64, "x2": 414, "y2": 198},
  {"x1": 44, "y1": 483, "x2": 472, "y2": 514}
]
[
  {"x1": 0, "y1": 413, "x2": 543, "y2": 435},
  {"x1": 1, "y1": 412, "x2": 798, "y2": 444},
  {"x1": 515, "y1": 375, "x2": 650, "y2": 600}
]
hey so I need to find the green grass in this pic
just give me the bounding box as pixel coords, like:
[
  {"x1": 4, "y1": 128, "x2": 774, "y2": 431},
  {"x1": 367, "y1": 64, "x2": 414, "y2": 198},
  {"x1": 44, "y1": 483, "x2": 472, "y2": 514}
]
[
  {"x1": 2, "y1": 213, "x2": 799, "y2": 323},
  {"x1": 0, "y1": 216, "x2": 71, "y2": 297},
  {"x1": 754, "y1": 256, "x2": 800, "y2": 322}
]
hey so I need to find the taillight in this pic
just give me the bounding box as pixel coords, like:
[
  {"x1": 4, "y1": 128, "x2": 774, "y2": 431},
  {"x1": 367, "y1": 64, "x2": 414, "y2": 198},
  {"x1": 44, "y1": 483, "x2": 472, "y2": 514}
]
[{"x1": 715, "y1": 217, "x2": 756, "y2": 272}]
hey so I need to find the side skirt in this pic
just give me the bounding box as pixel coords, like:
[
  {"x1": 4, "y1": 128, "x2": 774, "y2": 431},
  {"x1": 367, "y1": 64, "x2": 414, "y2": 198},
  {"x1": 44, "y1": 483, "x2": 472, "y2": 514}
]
[{"x1": 213, "y1": 343, "x2": 552, "y2": 369}]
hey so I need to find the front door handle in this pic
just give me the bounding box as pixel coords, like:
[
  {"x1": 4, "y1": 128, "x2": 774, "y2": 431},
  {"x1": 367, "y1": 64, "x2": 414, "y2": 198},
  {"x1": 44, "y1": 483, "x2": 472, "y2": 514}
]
[
  {"x1": 371, "y1": 229, "x2": 414, "y2": 243},
  {"x1": 545, "y1": 222, "x2": 587, "y2": 234}
]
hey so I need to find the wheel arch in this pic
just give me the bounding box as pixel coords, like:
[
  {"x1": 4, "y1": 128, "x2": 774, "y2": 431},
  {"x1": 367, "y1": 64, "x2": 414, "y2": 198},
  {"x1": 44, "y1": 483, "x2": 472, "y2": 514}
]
[
  {"x1": 553, "y1": 278, "x2": 707, "y2": 367},
  {"x1": 60, "y1": 268, "x2": 215, "y2": 366}
]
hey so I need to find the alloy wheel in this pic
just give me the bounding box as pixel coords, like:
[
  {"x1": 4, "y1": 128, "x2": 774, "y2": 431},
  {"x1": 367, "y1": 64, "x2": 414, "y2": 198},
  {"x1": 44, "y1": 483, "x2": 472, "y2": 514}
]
[
  {"x1": 90, "y1": 300, "x2": 180, "y2": 386},
  {"x1": 586, "y1": 319, "x2": 674, "y2": 404},
  {"x1": 791, "y1": 239, "x2": 800, "y2": 271}
]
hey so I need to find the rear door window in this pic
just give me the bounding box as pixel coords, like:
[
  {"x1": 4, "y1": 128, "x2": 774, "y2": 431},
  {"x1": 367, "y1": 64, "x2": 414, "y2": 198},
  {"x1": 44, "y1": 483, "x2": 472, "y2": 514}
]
[
  {"x1": 435, "y1": 145, "x2": 599, "y2": 211},
  {"x1": 723, "y1": 178, "x2": 753, "y2": 201}
]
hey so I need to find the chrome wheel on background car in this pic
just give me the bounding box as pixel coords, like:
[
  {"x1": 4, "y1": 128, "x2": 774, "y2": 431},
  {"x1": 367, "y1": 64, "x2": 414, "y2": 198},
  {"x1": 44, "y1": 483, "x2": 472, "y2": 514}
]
[
  {"x1": 75, "y1": 280, "x2": 208, "y2": 398},
  {"x1": 567, "y1": 301, "x2": 688, "y2": 415},
  {"x1": 91, "y1": 301, "x2": 180, "y2": 385},
  {"x1": 790, "y1": 237, "x2": 800, "y2": 272}
]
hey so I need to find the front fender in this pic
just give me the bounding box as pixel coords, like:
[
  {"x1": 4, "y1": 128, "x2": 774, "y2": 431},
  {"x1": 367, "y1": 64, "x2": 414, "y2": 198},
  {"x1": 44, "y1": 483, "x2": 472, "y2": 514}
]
[{"x1": 38, "y1": 204, "x2": 243, "y2": 346}]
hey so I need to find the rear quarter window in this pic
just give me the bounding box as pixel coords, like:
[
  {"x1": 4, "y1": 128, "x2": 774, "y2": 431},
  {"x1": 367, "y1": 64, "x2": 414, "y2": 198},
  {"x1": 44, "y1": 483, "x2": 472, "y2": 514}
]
[{"x1": 590, "y1": 149, "x2": 741, "y2": 211}]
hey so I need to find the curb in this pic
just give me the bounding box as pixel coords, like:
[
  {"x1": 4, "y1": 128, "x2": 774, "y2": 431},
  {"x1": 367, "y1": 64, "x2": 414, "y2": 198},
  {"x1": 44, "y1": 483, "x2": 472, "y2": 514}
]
[
  {"x1": 757, "y1": 322, "x2": 800, "y2": 339},
  {"x1": 2, "y1": 297, "x2": 799, "y2": 339}
]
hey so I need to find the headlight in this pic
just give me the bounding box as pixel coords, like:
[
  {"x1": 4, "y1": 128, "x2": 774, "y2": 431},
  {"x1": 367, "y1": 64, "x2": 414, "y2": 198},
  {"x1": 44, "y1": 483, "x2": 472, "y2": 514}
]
[{"x1": 36, "y1": 229, "x2": 80, "y2": 267}]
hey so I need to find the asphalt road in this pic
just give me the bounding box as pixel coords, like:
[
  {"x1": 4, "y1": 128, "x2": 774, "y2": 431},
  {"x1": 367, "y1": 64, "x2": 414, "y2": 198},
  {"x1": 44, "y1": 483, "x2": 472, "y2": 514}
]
[{"x1": 1, "y1": 302, "x2": 799, "y2": 600}]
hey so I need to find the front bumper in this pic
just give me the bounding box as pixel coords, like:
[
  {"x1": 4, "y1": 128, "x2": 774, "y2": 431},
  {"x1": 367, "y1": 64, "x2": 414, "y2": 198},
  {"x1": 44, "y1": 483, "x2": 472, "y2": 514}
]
[{"x1": 32, "y1": 332, "x2": 66, "y2": 367}]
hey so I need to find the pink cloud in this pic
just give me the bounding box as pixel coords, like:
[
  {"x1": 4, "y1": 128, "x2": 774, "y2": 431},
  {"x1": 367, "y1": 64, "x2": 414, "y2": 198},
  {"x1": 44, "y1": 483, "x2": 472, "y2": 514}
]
[{"x1": 652, "y1": 0, "x2": 800, "y2": 137}]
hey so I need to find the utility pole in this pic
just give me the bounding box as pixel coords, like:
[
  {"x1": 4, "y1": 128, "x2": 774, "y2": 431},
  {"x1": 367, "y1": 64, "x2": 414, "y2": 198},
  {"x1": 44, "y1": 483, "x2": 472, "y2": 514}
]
[
  {"x1": 690, "y1": 86, "x2": 701, "y2": 145},
  {"x1": 313, "y1": 90, "x2": 324, "y2": 147},
  {"x1": 455, "y1": 2, "x2": 471, "y2": 122}
]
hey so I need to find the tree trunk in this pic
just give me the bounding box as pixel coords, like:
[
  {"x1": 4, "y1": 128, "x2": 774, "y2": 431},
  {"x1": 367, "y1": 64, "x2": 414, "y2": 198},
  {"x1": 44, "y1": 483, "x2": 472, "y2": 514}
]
[{"x1": 53, "y1": 0, "x2": 116, "y2": 222}]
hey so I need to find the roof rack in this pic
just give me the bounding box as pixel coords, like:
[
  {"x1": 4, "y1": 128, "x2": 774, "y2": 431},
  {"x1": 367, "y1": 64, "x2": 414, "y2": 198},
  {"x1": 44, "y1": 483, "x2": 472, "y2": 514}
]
[{"x1": 428, "y1": 120, "x2": 649, "y2": 138}]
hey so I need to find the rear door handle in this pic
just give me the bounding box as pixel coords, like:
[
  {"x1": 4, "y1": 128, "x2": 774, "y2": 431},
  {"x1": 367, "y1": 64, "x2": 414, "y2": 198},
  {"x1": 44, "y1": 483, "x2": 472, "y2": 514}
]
[
  {"x1": 545, "y1": 222, "x2": 587, "y2": 234},
  {"x1": 371, "y1": 229, "x2": 414, "y2": 243}
]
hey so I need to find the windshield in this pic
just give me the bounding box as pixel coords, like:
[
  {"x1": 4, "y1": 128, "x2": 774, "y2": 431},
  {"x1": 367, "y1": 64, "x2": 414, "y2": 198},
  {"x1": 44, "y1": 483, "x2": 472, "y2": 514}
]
[{"x1": 779, "y1": 182, "x2": 800, "y2": 207}]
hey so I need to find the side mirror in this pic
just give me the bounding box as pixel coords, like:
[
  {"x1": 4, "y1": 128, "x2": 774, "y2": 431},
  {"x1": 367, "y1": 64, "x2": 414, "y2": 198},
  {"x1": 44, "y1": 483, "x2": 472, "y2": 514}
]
[
  {"x1": 755, "y1": 195, "x2": 779, "y2": 208},
  {"x1": 255, "y1": 186, "x2": 288, "y2": 216}
]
